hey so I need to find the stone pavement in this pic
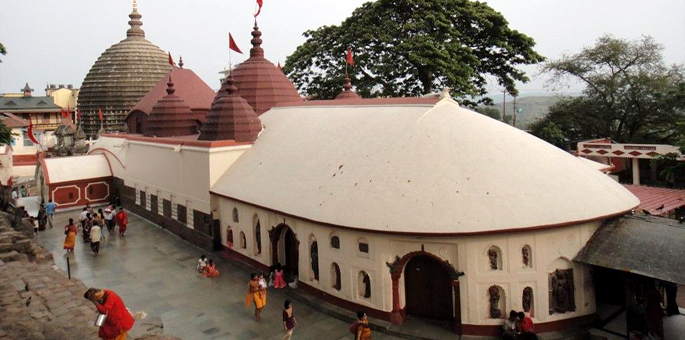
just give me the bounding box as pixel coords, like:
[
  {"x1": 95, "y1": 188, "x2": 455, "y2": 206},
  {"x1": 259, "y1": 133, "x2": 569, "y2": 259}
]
[{"x1": 36, "y1": 209, "x2": 409, "y2": 340}]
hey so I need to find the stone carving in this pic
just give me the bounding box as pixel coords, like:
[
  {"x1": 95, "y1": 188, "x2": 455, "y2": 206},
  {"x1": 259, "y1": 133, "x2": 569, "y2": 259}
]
[
  {"x1": 488, "y1": 248, "x2": 499, "y2": 270},
  {"x1": 362, "y1": 272, "x2": 371, "y2": 298},
  {"x1": 386, "y1": 255, "x2": 402, "y2": 276},
  {"x1": 522, "y1": 246, "x2": 531, "y2": 267},
  {"x1": 523, "y1": 287, "x2": 533, "y2": 312},
  {"x1": 255, "y1": 221, "x2": 261, "y2": 253},
  {"x1": 549, "y1": 269, "x2": 576, "y2": 314},
  {"x1": 488, "y1": 286, "x2": 502, "y2": 318},
  {"x1": 232, "y1": 208, "x2": 239, "y2": 222}
]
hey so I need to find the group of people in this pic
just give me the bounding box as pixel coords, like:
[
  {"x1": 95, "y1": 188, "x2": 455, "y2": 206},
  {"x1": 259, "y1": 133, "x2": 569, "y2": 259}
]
[
  {"x1": 503, "y1": 310, "x2": 537, "y2": 340},
  {"x1": 196, "y1": 255, "x2": 220, "y2": 278},
  {"x1": 63, "y1": 204, "x2": 129, "y2": 256}
]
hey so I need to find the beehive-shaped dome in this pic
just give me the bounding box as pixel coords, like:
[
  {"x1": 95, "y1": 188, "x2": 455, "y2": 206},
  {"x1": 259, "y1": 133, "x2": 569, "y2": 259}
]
[
  {"x1": 78, "y1": 2, "x2": 172, "y2": 138},
  {"x1": 199, "y1": 76, "x2": 262, "y2": 142},
  {"x1": 145, "y1": 77, "x2": 198, "y2": 137},
  {"x1": 231, "y1": 23, "x2": 302, "y2": 115}
]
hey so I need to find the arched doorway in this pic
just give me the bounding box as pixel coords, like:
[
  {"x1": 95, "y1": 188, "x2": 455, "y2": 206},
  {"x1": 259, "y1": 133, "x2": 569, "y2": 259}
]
[
  {"x1": 269, "y1": 224, "x2": 299, "y2": 278},
  {"x1": 404, "y1": 255, "x2": 455, "y2": 322}
]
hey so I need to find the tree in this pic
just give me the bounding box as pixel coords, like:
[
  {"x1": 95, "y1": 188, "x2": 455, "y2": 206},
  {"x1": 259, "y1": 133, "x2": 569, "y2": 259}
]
[
  {"x1": 283, "y1": 0, "x2": 544, "y2": 105},
  {"x1": 537, "y1": 35, "x2": 685, "y2": 146},
  {"x1": 0, "y1": 42, "x2": 6, "y2": 63},
  {"x1": 0, "y1": 121, "x2": 13, "y2": 146},
  {"x1": 474, "y1": 106, "x2": 512, "y2": 124}
]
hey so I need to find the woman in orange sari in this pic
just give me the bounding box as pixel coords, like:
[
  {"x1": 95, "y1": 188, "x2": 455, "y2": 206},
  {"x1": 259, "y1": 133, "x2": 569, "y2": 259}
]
[
  {"x1": 245, "y1": 273, "x2": 267, "y2": 320},
  {"x1": 63, "y1": 218, "x2": 77, "y2": 253},
  {"x1": 203, "y1": 259, "x2": 220, "y2": 278}
]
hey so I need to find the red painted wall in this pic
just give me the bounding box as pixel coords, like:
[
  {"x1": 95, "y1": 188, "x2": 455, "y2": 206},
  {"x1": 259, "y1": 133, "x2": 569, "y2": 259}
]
[{"x1": 49, "y1": 177, "x2": 111, "y2": 209}]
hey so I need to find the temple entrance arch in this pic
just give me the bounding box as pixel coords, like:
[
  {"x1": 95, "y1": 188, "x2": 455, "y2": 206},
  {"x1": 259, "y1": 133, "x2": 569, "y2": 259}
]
[
  {"x1": 387, "y1": 250, "x2": 464, "y2": 333},
  {"x1": 405, "y1": 255, "x2": 454, "y2": 321},
  {"x1": 269, "y1": 223, "x2": 299, "y2": 278}
]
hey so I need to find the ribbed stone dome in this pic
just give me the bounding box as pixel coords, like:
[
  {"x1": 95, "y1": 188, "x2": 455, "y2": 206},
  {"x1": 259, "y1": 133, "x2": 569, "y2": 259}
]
[
  {"x1": 231, "y1": 23, "x2": 302, "y2": 115},
  {"x1": 78, "y1": 2, "x2": 172, "y2": 138},
  {"x1": 145, "y1": 77, "x2": 198, "y2": 138}
]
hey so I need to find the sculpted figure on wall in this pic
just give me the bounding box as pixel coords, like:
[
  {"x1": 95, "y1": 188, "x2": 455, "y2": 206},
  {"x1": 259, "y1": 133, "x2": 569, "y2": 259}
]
[
  {"x1": 488, "y1": 286, "x2": 502, "y2": 318},
  {"x1": 310, "y1": 241, "x2": 319, "y2": 280},
  {"x1": 488, "y1": 248, "x2": 499, "y2": 270},
  {"x1": 523, "y1": 287, "x2": 533, "y2": 312},
  {"x1": 522, "y1": 246, "x2": 531, "y2": 267},
  {"x1": 549, "y1": 269, "x2": 576, "y2": 314}
]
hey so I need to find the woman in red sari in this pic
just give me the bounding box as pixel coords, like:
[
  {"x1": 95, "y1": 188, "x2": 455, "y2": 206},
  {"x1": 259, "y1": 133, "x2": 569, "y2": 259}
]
[
  {"x1": 63, "y1": 218, "x2": 77, "y2": 253},
  {"x1": 85, "y1": 288, "x2": 135, "y2": 340},
  {"x1": 203, "y1": 259, "x2": 220, "y2": 278},
  {"x1": 116, "y1": 208, "x2": 128, "y2": 237}
]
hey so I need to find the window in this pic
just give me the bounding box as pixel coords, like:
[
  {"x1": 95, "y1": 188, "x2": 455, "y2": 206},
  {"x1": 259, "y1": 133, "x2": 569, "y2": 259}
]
[
  {"x1": 22, "y1": 130, "x2": 33, "y2": 146},
  {"x1": 139, "y1": 190, "x2": 146, "y2": 209},
  {"x1": 232, "y1": 207, "x2": 239, "y2": 223},
  {"x1": 522, "y1": 245, "x2": 532, "y2": 268},
  {"x1": 358, "y1": 238, "x2": 369, "y2": 257},
  {"x1": 487, "y1": 246, "x2": 502, "y2": 270},
  {"x1": 177, "y1": 204, "x2": 187, "y2": 224},
  {"x1": 42, "y1": 113, "x2": 50, "y2": 120},
  {"x1": 330, "y1": 235, "x2": 340, "y2": 249},
  {"x1": 310, "y1": 236, "x2": 319, "y2": 281},
  {"x1": 253, "y1": 215, "x2": 261, "y2": 255},
  {"x1": 240, "y1": 231, "x2": 247, "y2": 249},
  {"x1": 487, "y1": 286, "x2": 506, "y2": 319},
  {"x1": 226, "y1": 226, "x2": 234, "y2": 249},
  {"x1": 523, "y1": 287, "x2": 534, "y2": 316},
  {"x1": 358, "y1": 271, "x2": 371, "y2": 298},
  {"x1": 331, "y1": 263, "x2": 341, "y2": 291}
]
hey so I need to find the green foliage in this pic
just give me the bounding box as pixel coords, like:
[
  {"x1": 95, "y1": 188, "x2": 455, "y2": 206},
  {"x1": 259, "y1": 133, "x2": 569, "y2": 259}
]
[
  {"x1": 0, "y1": 121, "x2": 13, "y2": 146},
  {"x1": 283, "y1": 0, "x2": 544, "y2": 105},
  {"x1": 538, "y1": 35, "x2": 685, "y2": 146},
  {"x1": 529, "y1": 117, "x2": 567, "y2": 149},
  {"x1": 474, "y1": 106, "x2": 512, "y2": 124},
  {"x1": 0, "y1": 42, "x2": 5, "y2": 63}
]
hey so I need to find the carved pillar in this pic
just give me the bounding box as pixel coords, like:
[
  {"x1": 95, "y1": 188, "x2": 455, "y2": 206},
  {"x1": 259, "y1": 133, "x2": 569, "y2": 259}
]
[{"x1": 389, "y1": 273, "x2": 403, "y2": 324}]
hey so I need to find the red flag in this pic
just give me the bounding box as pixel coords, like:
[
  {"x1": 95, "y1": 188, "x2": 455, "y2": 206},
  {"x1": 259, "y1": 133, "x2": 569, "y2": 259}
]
[
  {"x1": 346, "y1": 47, "x2": 354, "y2": 67},
  {"x1": 254, "y1": 0, "x2": 263, "y2": 17},
  {"x1": 229, "y1": 33, "x2": 243, "y2": 54},
  {"x1": 77, "y1": 109, "x2": 82, "y2": 120},
  {"x1": 60, "y1": 108, "x2": 66, "y2": 118},
  {"x1": 98, "y1": 108, "x2": 104, "y2": 121},
  {"x1": 27, "y1": 120, "x2": 40, "y2": 145},
  {"x1": 168, "y1": 52, "x2": 174, "y2": 66}
]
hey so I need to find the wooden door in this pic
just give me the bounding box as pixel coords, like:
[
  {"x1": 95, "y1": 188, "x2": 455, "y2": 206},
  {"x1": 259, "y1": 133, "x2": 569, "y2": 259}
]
[{"x1": 405, "y1": 255, "x2": 453, "y2": 321}]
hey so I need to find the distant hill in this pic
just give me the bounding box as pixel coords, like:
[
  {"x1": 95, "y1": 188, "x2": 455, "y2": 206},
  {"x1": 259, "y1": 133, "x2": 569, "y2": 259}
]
[{"x1": 475, "y1": 95, "x2": 569, "y2": 129}]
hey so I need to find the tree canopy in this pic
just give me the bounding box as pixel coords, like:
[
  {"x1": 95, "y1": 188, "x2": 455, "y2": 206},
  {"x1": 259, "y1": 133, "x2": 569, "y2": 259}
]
[
  {"x1": 283, "y1": 0, "x2": 544, "y2": 105},
  {"x1": 0, "y1": 42, "x2": 6, "y2": 63},
  {"x1": 532, "y1": 35, "x2": 685, "y2": 147},
  {"x1": 0, "y1": 121, "x2": 13, "y2": 146}
]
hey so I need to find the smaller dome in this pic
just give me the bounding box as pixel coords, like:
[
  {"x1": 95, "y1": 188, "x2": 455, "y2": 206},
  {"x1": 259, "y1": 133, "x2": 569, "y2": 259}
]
[
  {"x1": 231, "y1": 23, "x2": 302, "y2": 115},
  {"x1": 145, "y1": 77, "x2": 198, "y2": 137},
  {"x1": 198, "y1": 76, "x2": 262, "y2": 142},
  {"x1": 335, "y1": 77, "x2": 360, "y2": 100}
]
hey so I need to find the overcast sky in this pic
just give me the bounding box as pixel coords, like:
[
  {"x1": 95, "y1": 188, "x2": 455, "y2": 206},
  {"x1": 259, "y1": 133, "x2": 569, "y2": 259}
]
[{"x1": 0, "y1": 0, "x2": 683, "y2": 97}]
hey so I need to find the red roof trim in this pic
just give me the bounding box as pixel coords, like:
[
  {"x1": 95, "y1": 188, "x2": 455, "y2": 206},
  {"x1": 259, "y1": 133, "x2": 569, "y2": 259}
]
[
  {"x1": 209, "y1": 191, "x2": 636, "y2": 237},
  {"x1": 273, "y1": 97, "x2": 439, "y2": 108}
]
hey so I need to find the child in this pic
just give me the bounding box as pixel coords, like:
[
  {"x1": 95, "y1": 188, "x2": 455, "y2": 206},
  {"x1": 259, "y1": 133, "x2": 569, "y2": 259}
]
[
  {"x1": 258, "y1": 273, "x2": 268, "y2": 290},
  {"x1": 203, "y1": 259, "x2": 220, "y2": 278},
  {"x1": 197, "y1": 255, "x2": 208, "y2": 273}
]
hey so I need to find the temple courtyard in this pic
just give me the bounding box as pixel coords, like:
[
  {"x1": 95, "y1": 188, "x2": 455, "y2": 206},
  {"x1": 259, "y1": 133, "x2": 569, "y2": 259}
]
[{"x1": 20, "y1": 197, "x2": 682, "y2": 340}]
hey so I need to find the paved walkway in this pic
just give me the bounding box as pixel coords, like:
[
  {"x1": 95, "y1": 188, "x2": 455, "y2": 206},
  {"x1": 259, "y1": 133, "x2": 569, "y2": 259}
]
[{"x1": 36, "y1": 209, "x2": 406, "y2": 340}]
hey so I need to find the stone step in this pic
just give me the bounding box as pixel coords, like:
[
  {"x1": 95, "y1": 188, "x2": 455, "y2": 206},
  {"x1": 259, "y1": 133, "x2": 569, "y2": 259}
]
[
  {"x1": 0, "y1": 242, "x2": 12, "y2": 252},
  {"x1": 0, "y1": 251, "x2": 20, "y2": 262},
  {"x1": 13, "y1": 239, "x2": 32, "y2": 253}
]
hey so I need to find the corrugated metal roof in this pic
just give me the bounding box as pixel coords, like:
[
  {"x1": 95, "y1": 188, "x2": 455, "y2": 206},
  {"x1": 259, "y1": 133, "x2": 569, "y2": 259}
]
[
  {"x1": 623, "y1": 185, "x2": 685, "y2": 216},
  {"x1": 574, "y1": 215, "x2": 685, "y2": 285}
]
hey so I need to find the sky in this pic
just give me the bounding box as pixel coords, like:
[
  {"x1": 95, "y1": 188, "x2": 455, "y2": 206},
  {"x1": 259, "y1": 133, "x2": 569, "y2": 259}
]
[{"x1": 0, "y1": 0, "x2": 683, "y2": 98}]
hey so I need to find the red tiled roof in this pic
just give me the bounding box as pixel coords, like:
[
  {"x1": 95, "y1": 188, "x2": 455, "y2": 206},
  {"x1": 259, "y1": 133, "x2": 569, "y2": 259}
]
[
  {"x1": 199, "y1": 76, "x2": 261, "y2": 143},
  {"x1": 0, "y1": 112, "x2": 29, "y2": 128},
  {"x1": 623, "y1": 185, "x2": 685, "y2": 216},
  {"x1": 127, "y1": 67, "x2": 215, "y2": 118}
]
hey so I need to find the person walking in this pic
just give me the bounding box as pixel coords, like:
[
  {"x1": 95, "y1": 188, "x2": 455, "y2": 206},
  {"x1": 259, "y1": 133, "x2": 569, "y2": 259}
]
[
  {"x1": 83, "y1": 213, "x2": 93, "y2": 243},
  {"x1": 79, "y1": 207, "x2": 88, "y2": 230},
  {"x1": 116, "y1": 207, "x2": 128, "y2": 237},
  {"x1": 104, "y1": 206, "x2": 115, "y2": 233},
  {"x1": 63, "y1": 218, "x2": 77, "y2": 253},
  {"x1": 246, "y1": 273, "x2": 267, "y2": 321},
  {"x1": 90, "y1": 222, "x2": 102, "y2": 256},
  {"x1": 353, "y1": 311, "x2": 372, "y2": 340},
  {"x1": 282, "y1": 299, "x2": 297, "y2": 340},
  {"x1": 45, "y1": 199, "x2": 56, "y2": 228},
  {"x1": 84, "y1": 288, "x2": 135, "y2": 340},
  {"x1": 37, "y1": 204, "x2": 47, "y2": 231}
]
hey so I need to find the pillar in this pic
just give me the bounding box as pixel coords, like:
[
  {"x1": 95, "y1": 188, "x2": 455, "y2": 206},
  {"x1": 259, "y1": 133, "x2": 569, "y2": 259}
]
[
  {"x1": 650, "y1": 159, "x2": 658, "y2": 182},
  {"x1": 389, "y1": 274, "x2": 403, "y2": 324},
  {"x1": 632, "y1": 158, "x2": 640, "y2": 185}
]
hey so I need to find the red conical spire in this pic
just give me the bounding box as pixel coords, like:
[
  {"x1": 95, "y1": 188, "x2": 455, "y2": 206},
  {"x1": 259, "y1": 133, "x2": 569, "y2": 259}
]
[
  {"x1": 199, "y1": 75, "x2": 262, "y2": 142},
  {"x1": 145, "y1": 76, "x2": 198, "y2": 137},
  {"x1": 335, "y1": 76, "x2": 360, "y2": 100}
]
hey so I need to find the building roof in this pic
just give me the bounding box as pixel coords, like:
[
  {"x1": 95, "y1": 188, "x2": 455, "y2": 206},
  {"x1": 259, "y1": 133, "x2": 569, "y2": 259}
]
[
  {"x1": 128, "y1": 67, "x2": 215, "y2": 118},
  {"x1": 574, "y1": 215, "x2": 685, "y2": 285},
  {"x1": 198, "y1": 76, "x2": 262, "y2": 142},
  {"x1": 0, "y1": 112, "x2": 29, "y2": 128},
  {"x1": 231, "y1": 23, "x2": 302, "y2": 115},
  {"x1": 211, "y1": 97, "x2": 639, "y2": 235},
  {"x1": 623, "y1": 185, "x2": 685, "y2": 216},
  {"x1": 144, "y1": 77, "x2": 199, "y2": 137},
  {"x1": 577, "y1": 156, "x2": 614, "y2": 173},
  {"x1": 41, "y1": 154, "x2": 112, "y2": 185},
  {"x1": 77, "y1": 3, "x2": 172, "y2": 137},
  {"x1": 0, "y1": 95, "x2": 62, "y2": 113}
]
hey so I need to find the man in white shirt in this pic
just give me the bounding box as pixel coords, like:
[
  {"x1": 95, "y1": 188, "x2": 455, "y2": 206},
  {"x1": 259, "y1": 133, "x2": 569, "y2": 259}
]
[
  {"x1": 104, "y1": 206, "x2": 115, "y2": 233},
  {"x1": 90, "y1": 223, "x2": 102, "y2": 256},
  {"x1": 78, "y1": 207, "x2": 88, "y2": 229}
]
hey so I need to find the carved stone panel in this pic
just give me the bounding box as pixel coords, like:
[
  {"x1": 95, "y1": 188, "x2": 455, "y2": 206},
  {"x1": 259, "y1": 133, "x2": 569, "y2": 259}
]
[{"x1": 549, "y1": 269, "x2": 576, "y2": 314}]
